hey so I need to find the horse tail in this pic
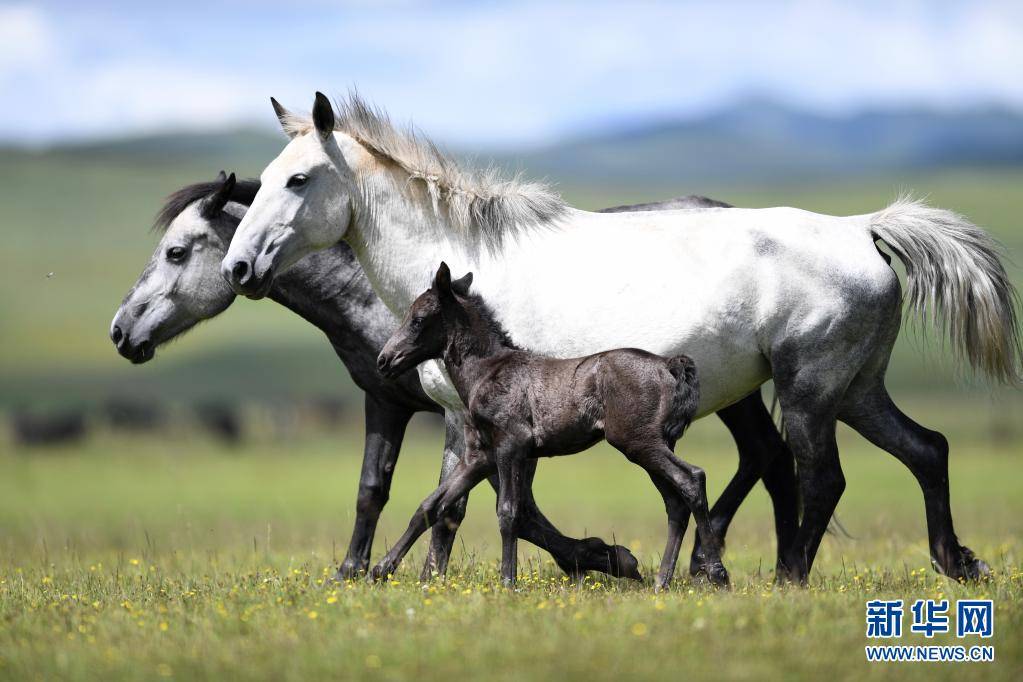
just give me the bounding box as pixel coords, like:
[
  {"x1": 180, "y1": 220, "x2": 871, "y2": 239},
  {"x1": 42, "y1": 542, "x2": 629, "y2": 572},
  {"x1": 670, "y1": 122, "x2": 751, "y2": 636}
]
[
  {"x1": 664, "y1": 354, "x2": 700, "y2": 443},
  {"x1": 869, "y1": 196, "x2": 1022, "y2": 384}
]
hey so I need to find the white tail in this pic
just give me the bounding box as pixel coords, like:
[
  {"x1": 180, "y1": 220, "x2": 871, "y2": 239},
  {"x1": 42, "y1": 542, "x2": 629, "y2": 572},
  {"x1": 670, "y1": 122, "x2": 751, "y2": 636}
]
[{"x1": 870, "y1": 196, "x2": 1021, "y2": 383}]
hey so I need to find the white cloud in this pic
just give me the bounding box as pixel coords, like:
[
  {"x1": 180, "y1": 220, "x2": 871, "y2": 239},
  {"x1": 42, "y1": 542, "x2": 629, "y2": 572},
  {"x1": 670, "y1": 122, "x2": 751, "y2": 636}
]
[
  {"x1": 80, "y1": 62, "x2": 261, "y2": 133},
  {"x1": 0, "y1": 4, "x2": 58, "y2": 72},
  {"x1": 1, "y1": 0, "x2": 1022, "y2": 144}
]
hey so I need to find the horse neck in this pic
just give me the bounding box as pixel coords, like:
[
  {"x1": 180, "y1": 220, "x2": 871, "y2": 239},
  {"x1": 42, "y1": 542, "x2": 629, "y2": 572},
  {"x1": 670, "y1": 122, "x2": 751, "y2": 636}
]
[
  {"x1": 441, "y1": 299, "x2": 515, "y2": 400},
  {"x1": 346, "y1": 166, "x2": 482, "y2": 316},
  {"x1": 268, "y1": 243, "x2": 392, "y2": 353}
]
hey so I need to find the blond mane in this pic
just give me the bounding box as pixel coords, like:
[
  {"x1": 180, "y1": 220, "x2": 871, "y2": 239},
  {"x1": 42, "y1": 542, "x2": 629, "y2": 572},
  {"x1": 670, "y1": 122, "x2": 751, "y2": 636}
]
[{"x1": 281, "y1": 93, "x2": 566, "y2": 247}]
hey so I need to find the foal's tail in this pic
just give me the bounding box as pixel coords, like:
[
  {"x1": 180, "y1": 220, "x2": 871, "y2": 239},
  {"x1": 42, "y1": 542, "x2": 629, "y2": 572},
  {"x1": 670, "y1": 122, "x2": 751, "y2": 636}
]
[
  {"x1": 664, "y1": 354, "x2": 700, "y2": 443},
  {"x1": 870, "y1": 196, "x2": 1022, "y2": 384}
]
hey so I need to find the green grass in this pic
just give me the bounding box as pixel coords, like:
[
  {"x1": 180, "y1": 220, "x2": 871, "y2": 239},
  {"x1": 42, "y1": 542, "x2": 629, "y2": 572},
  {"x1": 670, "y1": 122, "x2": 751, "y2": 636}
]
[{"x1": 1, "y1": 403, "x2": 1020, "y2": 681}]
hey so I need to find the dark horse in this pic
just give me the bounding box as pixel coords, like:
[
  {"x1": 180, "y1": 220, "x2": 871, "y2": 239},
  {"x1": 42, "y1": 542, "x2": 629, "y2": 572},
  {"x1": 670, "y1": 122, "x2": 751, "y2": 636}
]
[
  {"x1": 111, "y1": 173, "x2": 797, "y2": 581},
  {"x1": 377, "y1": 263, "x2": 729, "y2": 589}
]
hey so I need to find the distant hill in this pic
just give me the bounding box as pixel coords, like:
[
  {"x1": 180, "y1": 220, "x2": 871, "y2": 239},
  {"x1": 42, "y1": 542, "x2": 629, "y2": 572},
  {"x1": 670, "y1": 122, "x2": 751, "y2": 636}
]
[
  {"x1": 1, "y1": 128, "x2": 286, "y2": 177},
  {"x1": 3, "y1": 99, "x2": 1022, "y2": 186},
  {"x1": 509, "y1": 99, "x2": 1023, "y2": 185}
]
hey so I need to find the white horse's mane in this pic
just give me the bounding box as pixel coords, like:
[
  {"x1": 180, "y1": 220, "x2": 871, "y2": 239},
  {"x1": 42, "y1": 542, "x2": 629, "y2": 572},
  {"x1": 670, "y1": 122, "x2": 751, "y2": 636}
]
[{"x1": 281, "y1": 93, "x2": 567, "y2": 246}]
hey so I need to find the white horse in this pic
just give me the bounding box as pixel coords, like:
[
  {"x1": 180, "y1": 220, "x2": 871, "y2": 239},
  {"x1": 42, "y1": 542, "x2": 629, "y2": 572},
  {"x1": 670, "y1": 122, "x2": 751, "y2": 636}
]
[{"x1": 223, "y1": 92, "x2": 1020, "y2": 583}]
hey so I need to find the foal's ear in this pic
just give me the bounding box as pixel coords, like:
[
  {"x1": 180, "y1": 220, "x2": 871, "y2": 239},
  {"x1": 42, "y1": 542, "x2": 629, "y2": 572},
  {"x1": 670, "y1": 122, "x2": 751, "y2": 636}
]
[
  {"x1": 312, "y1": 92, "x2": 335, "y2": 141},
  {"x1": 215, "y1": 170, "x2": 227, "y2": 183},
  {"x1": 270, "y1": 97, "x2": 299, "y2": 140},
  {"x1": 433, "y1": 262, "x2": 453, "y2": 297},
  {"x1": 451, "y1": 271, "x2": 473, "y2": 296},
  {"x1": 200, "y1": 172, "x2": 236, "y2": 219}
]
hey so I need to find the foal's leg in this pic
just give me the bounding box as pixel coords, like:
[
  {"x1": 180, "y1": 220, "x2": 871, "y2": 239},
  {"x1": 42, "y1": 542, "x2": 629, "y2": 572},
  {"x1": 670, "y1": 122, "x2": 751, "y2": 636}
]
[
  {"x1": 840, "y1": 384, "x2": 990, "y2": 581},
  {"x1": 643, "y1": 472, "x2": 692, "y2": 591},
  {"x1": 421, "y1": 417, "x2": 642, "y2": 581},
  {"x1": 337, "y1": 396, "x2": 412, "y2": 580},
  {"x1": 370, "y1": 447, "x2": 492, "y2": 581},
  {"x1": 494, "y1": 447, "x2": 528, "y2": 587},
  {"x1": 692, "y1": 391, "x2": 800, "y2": 577},
  {"x1": 617, "y1": 438, "x2": 729, "y2": 587},
  {"x1": 516, "y1": 459, "x2": 643, "y2": 581}
]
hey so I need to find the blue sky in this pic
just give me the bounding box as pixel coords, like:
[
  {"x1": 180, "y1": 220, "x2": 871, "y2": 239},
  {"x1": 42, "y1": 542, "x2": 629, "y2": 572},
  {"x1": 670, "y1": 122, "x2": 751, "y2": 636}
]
[{"x1": 1, "y1": 0, "x2": 1021, "y2": 146}]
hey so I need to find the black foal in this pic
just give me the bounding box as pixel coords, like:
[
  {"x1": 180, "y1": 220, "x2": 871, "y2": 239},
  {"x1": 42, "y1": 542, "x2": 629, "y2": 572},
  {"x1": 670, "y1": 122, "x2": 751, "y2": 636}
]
[{"x1": 375, "y1": 263, "x2": 729, "y2": 589}]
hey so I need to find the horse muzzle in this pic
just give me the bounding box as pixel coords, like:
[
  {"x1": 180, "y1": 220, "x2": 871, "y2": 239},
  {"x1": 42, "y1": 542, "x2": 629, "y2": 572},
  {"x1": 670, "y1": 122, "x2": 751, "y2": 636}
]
[
  {"x1": 111, "y1": 327, "x2": 155, "y2": 364},
  {"x1": 222, "y1": 257, "x2": 274, "y2": 299}
]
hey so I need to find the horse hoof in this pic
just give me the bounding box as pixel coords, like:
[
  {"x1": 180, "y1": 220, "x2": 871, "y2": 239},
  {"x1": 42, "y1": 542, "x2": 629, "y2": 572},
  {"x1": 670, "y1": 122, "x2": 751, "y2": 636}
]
[
  {"x1": 954, "y1": 548, "x2": 992, "y2": 582},
  {"x1": 689, "y1": 550, "x2": 707, "y2": 578},
  {"x1": 699, "y1": 563, "x2": 730, "y2": 588},
  {"x1": 418, "y1": 562, "x2": 443, "y2": 583},
  {"x1": 612, "y1": 544, "x2": 644, "y2": 581},
  {"x1": 966, "y1": 559, "x2": 992, "y2": 581},
  {"x1": 562, "y1": 538, "x2": 643, "y2": 581},
  {"x1": 334, "y1": 561, "x2": 365, "y2": 582},
  {"x1": 368, "y1": 563, "x2": 393, "y2": 583}
]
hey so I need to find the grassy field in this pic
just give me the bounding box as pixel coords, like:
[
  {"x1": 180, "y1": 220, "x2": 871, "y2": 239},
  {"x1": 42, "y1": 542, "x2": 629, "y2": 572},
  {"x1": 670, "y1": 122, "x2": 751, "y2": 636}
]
[
  {"x1": 1, "y1": 401, "x2": 1020, "y2": 681},
  {"x1": 2, "y1": 153, "x2": 1022, "y2": 679}
]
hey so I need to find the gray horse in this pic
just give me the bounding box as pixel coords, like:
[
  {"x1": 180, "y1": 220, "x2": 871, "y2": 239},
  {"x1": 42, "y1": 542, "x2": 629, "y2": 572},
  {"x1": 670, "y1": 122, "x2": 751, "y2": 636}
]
[{"x1": 111, "y1": 172, "x2": 798, "y2": 582}]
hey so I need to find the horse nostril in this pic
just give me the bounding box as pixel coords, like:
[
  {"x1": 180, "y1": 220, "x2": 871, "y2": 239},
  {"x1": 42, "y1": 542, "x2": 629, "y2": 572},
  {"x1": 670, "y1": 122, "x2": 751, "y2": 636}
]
[
  {"x1": 231, "y1": 260, "x2": 250, "y2": 284},
  {"x1": 111, "y1": 326, "x2": 123, "y2": 344},
  {"x1": 377, "y1": 354, "x2": 389, "y2": 370}
]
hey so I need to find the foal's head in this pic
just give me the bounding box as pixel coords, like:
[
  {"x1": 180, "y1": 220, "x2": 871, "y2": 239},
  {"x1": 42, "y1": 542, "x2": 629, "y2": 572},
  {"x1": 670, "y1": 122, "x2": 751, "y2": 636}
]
[
  {"x1": 377, "y1": 262, "x2": 473, "y2": 378},
  {"x1": 110, "y1": 173, "x2": 257, "y2": 364}
]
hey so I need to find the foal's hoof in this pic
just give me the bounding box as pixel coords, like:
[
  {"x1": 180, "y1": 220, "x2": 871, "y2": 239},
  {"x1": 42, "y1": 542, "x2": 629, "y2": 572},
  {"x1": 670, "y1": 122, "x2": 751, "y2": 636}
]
[
  {"x1": 610, "y1": 544, "x2": 644, "y2": 581},
  {"x1": 695, "y1": 562, "x2": 730, "y2": 588},
  {"x1": 558, "y1": 538, "x2": 643, "y2": 581}
]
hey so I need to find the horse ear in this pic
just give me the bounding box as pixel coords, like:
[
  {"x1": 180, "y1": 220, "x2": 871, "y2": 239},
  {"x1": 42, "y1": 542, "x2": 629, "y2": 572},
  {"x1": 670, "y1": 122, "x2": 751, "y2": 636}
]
[
  {"x1": 271, "y1": 97, "x2": 299, "y2": 140},
  {"x1": 201, "y1": 172, "x2": 236, "y2": 219},
  {"x1": 433, "y1": 262, "x2": 452, "y2": 297},
  {"x1": 451, "y1": 271, "x2": 473, "y2": 296},
  {"x1": 312, "y1": 92, "x2": 335, "y2": 140},
  {"x1": 215, "y1": 170, "x2": 227, "y2": 183}
]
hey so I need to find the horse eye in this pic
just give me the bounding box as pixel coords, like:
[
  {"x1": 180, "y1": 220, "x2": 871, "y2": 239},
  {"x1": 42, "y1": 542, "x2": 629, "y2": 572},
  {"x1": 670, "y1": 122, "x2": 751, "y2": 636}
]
[
  {"x1": 286, "y1": 173, "x2": 308, "y2": 189},
  {"x1": 410, "y1": 317, "x2": 423, "y2": 331},
  {"x1": 166, "y1": 246, "x2": 187, "y2": 262}
]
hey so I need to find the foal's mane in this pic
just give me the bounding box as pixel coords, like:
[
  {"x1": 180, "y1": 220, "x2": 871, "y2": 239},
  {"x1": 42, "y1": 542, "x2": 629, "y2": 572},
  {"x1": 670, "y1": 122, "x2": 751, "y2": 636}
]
[
  {"x1": 281, "y1": 92, "x2": 567, "y2": 247},
  {"x1": 454, "y1": 290, "x2": 520, "y2": 351},
  {"x1": 153, "y1": 178, "x2": 261, "y2": 232}
]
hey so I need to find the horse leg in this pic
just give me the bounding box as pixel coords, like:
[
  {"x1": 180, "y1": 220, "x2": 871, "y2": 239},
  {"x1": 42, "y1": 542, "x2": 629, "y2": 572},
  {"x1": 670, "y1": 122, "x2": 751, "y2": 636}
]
[
  {"x1": 773, "y1": 401, "x2": 844, "y2": 585},
  {"x1": 691, "y1": 390, "x2": 800, "y2": 577},
  {"x1": 616, "y1": 438, "x2": 729, "y2": 587},
  {"x1": 372, "y1": 445, "x2": 492, "y2": 581},
  {"x1": 514, "y1": 458, "x2": 643, "y2": 581},
  {"x1": 494, "y1": 446, "x2": 528, "y2": 587},
  {"x1": 644, "y1": 471, "x2": 692, "y2": 591},
  {"x1": 420, "y1": 415, "x2": 642, "y2": 581},
  {"x1": 336, "y1": 396, "x2": 412, "y2": 580},
  {"x1": 839, "y1": 383, "x2": 990, "y2": 581},
  {"x1": 420, "y1": 410, "x2": 469, "y2": 580},
  {"x1": 758, "y1": 429, "x2": 801, "y2": 572}
]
